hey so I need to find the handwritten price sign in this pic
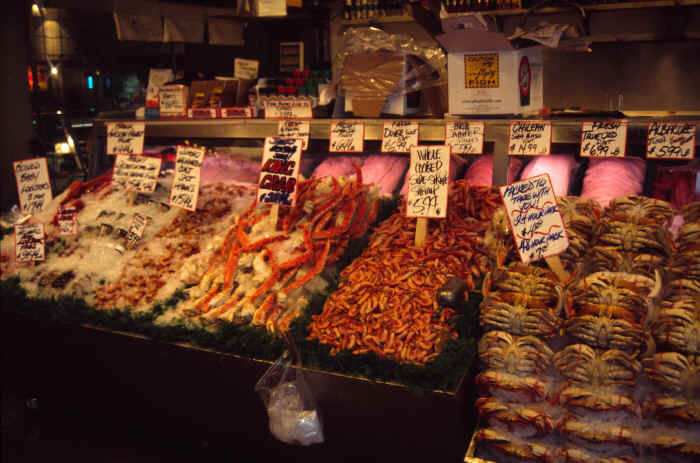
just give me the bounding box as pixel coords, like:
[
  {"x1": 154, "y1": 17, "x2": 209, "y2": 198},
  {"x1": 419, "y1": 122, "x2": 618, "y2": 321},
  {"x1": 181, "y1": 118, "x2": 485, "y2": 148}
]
[
  {"x1": 508, "y1": 121, "x2": 552, "y2": 156},
  {"x1": 278, "y1": 120, "x2": 310, "y2": 150},
  {"x1": 500, "y1": 174, "x2": 569, "y2": 264},
  {"x1": 170, "y1": 146, "x2": 205, "y2": 211},
  {"x1": 113, "y1": 155, "x2": 162, "y2": 193},
  {"x1": 580, "y1": 121, "x2": 627, "y2": 158},
  {"x1": 329, "y1": 121, "x2": 364, "y2": 153},
  {"x1": 158, "y1": 85, "x2": 188, "y2": 118},
  {"x1": 257, "y1": 137, "x2": 303, "y2": 207},
  {"x1": 15, "y1": 223, "x2": 45, "y2": 263},
  {"x1": 646, "y1": 121, "x2": 696, "y2": 160},
  {"x1": 126, "y1": 213, "x2": 148, "y2": 248},
  {"x1": 14, "y1": 158, "x2": 52, "y2": 215},
  {"x1": 381, "y1": 121, "x2": 419, "y2": 153},
  {"x1": 445, "y1": 120, "x2": 485, "y2": 155},
  {"x1": 57, "y1": 205, "x2": 78, "y2": 236},
  {"x1": 406, "y1": 145, "x2": 450, "y2": 219},
  {"x1": 234, "y1": 58, "x2": 259, "y2": 79},
  {"x1": 106, "y1": 122, "x2": 145, "y2": 155},
  {"x1": 264, "y1": 100, "x2": 312, "y2": 119}
]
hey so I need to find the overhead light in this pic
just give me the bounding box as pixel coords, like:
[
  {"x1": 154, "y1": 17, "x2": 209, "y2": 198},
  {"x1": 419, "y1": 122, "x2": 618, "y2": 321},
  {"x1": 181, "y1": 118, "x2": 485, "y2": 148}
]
[
  {"x1": 56, "y1": 109, "x2": 62, "y2": 115},
  {"x1": 32, "y1": 3, "x2": 40, "y2": 16},
  {"x1": 50, "y1": 66, "x2": 58, "y2": 76},
  {"x1": 55, "y1": 142, "x2": 71, "y2": 154}
]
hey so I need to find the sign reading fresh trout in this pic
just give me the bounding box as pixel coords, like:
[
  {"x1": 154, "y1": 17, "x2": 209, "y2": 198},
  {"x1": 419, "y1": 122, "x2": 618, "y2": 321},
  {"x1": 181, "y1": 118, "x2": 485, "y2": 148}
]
[
  {"x1": 406, "y1": 145, "x2": 450, "y2": 218},
  {"x1": 508, "y1": 120, "x2": 551, "y2": 156},
  {"x1": 646, "y1": 121, "x2": 696, "y2": 159},
  {"x1": 580, "y1": 121, "x2": 627, "y2": 157},
  {"x1": 106, "y1": 122, "x2": 145, "y2": 155},
  {"x1": 257, "y1": 137, "x2": 302, "y2": 206},
  {"x1": 500, "y1": 174, "x2": 569, "y2": 264},
  {"x1": 170, "y1": 146, "x2": 205, "y2": 211},
  {"x1": 13, "y1": 158, "x2": 52, "y2": 214}
]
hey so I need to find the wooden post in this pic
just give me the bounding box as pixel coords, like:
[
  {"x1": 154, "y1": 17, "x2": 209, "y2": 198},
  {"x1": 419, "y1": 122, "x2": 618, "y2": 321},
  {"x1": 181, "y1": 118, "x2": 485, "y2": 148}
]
[
  {"x1": 269, "y1": 203, "x2": 279, "y2": 230},
  {"x1": 415, "y1": 218, "x2": 428, "y2": 247},
  {"x1": 545, "y1": 256, "x2": 570, "y2": 283}
]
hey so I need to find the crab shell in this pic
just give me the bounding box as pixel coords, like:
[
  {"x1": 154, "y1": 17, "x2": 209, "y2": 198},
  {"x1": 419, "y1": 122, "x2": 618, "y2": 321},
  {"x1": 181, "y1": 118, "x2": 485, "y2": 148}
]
[
  {"x1": 475, "y1": 397, "x2": 554, "y2": 438},
  {"x1": 478, "y1": 330, "x2": 554, "y2": 376},
  {"x1": 652, "y1": 305, "x2": 700, "y2": 354},
  {"x1": 681, "y1": 201, "x2": 700, "y2": 223},
  {"x1": 650, "y1": 434, "x2": 700, "y2": 459},
  {"x1": 480, "y1": 298, "x2": 561, "y2": 337},
  {"x1": 565, "y1": 315, "x2": 646, "y2": 352},
  {"x1": 557, "y1": 415, "x2": 638, "y2": 451},
  {"x1": 605, "y1": 195, "x2": 674, "y2": 225},
  {"x1": 643, "y1": 352, "x2": 700, "y2": 396},
  {"x1": 475, "y1": 370, "x2": 548, "y2": 403},
  {"x1": 554, "y1": 344, "x2": 641, "y2": 388},
  {"x1": 559, "y1": 447, "x2": 637, "y2": 463},
  {"x1": 643, "y1": 395, "x2": 700, "y2": 424},
  {"x1": 557, "y1": 385, "x2": 641, "y2": 418},
  {"x1": 474, "y1": 427, "x2": 555, "y2": 463}
]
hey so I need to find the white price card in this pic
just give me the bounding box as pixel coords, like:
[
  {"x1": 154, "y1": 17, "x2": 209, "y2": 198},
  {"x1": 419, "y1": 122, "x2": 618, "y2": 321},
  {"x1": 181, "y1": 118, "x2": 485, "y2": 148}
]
[
  {"x1": 15, "y1": 223, "x2": 45, "y2": 263},
  {"x1": 381, "y1": 121, "x2": 419, "y2": 153},
  {"x1": 113, "y1": 155, "x2": 162, "y2": 193},
  {"x1": 264, "y1": 100, "x2": 313, "y2": 119},
  {"x1": 57, "y1": 205, "x2": 78, "y2": 236},
  {"x1": 257, "y1": 137, "x2": 303, "y2": 207},
  {"x1": 234, "y1": 58, "x2": 260, "y2": 80},
  {"x1": 500, "y1": 174, "x2": 569, "y2": 264},
  {"x1": 646, "y1": 121, "x2": 696, "y2": 160},
  {"x1": 444, "y1": 120, "x2": 485, "y2": 155},
  {"x1": 508, "y1": 120, "x2": 552, "y2": 156},
  {"x1": 158, "y1": 85, "x2": 188, "y2": 118},
  {"x1": 126, "y1": 213, "x2": 148, "y2": 248},
  {"x1": 170, "y1": 146, "x2": 205, "y2": 211},
  {"x1": 106, "y1": 122, "x2": 145, "y2": 156},
  {"x1": 329, "y1": 121, "x2": 364, "y2": 153},
  {"x1": 406, "y1": 145, "x2": 451, "y2": 219},
  {"x1": 278, "y1": 120, "x2": 310, "y2": 150},
  {"x1": 13, "y1": 158, "x2": 52, "y2": 215},
  {"x1": 580, "y1": 121, "x2": 627, "y2": 157}
]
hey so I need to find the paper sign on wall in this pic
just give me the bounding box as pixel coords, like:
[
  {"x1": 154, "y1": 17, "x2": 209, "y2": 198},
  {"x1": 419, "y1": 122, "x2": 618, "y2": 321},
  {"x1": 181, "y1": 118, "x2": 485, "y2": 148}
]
[
  {"x1": 234, "y1": 58, "x2": 259, "y2": 80},
  {"x1": 381, "y1": 121, "x2": 419, "y2": 153},
  {"x1": 113, "y1": 155, "x2": 162, "y2": 193},
  {"x1": 500, "y1": 174, "x2": 569, "y2": 264},
  {"x1": 444, "y1": 120, "x2": 485, "y2": 155},
  {"x1": 646, "y1": 122, "x2": 696, "y2": 160},
  {"x1": 580, "y1": 121, "x2": 627, "y2": 157},
  {"x1": 170, "y1": 146, "x2": 205, "y2": 211},
  {"x1": 329, "y1": 121, "x2": 364, "y2": 152},
  {"x1": 257, "y1": 137, "x2": 303, "y2": 206},
  {"x1": 278, "y1": 120, "x2": 310, "y2": 150},
  {"x1": 106, "y1": 122, "x2": 145, "y2": 156},
  {"x1": 14, "y1": 158, "x2": 52, "y2": 215},
  {"x1": 57, "y1": 205, "x2": 78, "y2": 235},
  {"x1": 15, "y1": 223, "x2": 45, "y2": 262},
  {"x1": 406, "y1": 145, "x2": 450, "y2": 219},
  {"x1": 158, "y1": 85, "x2": 188, "y2": 118},
  {"x1": 508, "y1": 121, "x2": 552, "y2": 156},
  {"x1": 264, "y1": 100, "x2": 313, "y2": 119}
]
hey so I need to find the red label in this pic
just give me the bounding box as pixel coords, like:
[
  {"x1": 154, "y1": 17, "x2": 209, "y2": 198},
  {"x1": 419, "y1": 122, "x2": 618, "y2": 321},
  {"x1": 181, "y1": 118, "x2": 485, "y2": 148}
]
[{"x1": 519, "y1": 56, "x2": 531, "y2": 98}]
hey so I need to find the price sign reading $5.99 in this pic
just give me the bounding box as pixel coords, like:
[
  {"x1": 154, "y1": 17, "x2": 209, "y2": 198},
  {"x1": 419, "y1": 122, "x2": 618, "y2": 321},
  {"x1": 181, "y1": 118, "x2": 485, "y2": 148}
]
[
  {"x1": 646, "y1": 121, "x2": 696, "y2": 160},
  {"x1": 406, "y1": 145, "x2": 451, "y2": 219}
]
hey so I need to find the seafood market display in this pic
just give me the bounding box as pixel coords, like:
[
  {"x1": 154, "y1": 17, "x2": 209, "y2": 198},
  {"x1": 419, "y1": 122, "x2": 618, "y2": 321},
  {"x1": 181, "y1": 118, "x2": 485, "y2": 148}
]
[
  {"x1": 308, "y1": 181, "x2": 500, "y2": 365},
  {"x1": 170, "y1": 174, "x2": 379, "y2": 333}
]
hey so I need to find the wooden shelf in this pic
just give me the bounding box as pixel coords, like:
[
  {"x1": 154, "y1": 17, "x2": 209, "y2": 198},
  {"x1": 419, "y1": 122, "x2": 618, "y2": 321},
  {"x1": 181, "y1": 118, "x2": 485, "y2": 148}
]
[{"x1": 341, "y1": 0, "x2": 700, "y2": 26}]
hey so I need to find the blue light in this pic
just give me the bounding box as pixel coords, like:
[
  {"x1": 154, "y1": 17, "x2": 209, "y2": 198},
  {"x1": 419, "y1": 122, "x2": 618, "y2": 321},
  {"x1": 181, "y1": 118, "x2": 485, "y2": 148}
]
[{"x1": 87, "y1": 75, "x2": 93, "y2": 89}]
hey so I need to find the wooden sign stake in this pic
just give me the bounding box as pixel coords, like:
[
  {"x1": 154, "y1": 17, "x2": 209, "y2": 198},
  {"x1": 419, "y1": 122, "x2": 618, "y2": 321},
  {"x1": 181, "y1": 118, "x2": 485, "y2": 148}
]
[
  {"x1": 545, "y1": 256, "x2": 570, "y2": 283},
  {"x1": 415, "y1": 218, "x2": 428, "y2": 247},
  {"x1": 269, "y1": 203, "x2": 280, "y2": 230}
]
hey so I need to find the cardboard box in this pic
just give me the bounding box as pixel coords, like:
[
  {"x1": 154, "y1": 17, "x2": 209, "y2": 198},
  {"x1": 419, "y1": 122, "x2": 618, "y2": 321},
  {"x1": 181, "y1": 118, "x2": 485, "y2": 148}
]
[{"x1": 436, "y1": 16, "x2": 544, "y2": 116}]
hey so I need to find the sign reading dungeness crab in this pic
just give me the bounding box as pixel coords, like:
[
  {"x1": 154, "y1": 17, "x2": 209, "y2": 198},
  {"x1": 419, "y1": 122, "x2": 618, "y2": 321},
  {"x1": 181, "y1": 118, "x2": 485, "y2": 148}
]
[{"x1": 500, "y1": 174, "x2": 569, "y2": 264}]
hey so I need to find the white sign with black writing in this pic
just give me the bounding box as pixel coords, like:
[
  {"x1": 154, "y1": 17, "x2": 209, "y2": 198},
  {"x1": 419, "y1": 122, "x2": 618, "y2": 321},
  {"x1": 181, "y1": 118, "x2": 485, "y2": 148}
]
[
  {"x1": 106, "y1": 122, "x2": 145, "y2": 156},
  {"x1": 508, "y1": 121, "x2": 552, "y2": 156},
  {"x1": 500, "y1": 174, "x2": 569, "y2": 264},
  {"x1": 278, "y1": 120, "x2": 310, "y2": 150},
  {"x1": 234, "y1": 58, "x2": 259, "y2": 80},
  {"x1": 329, "y1": 121, "x2": 364, "y2": 153},
  {"x1": 15, "y1": 223, "x2": 45, "y2": 262},
  {"x1": 113, "y1": 155, "x2": 162, "y2": 193},
  {"x1": 126, "y1": 213, "x2": 148, "y2": 248},
  {"x1": 406, "y1": 145, "x2": 450, "y2": 219},
  {"x1": 14, "y1": 158, "x2": 52, "y2": 215},
  {"x1": 580, "y1": 121, "x2": 627, "y2": 157},
  {"x1": 646, "y1": 121, "x2": 696, "y2": 160},
  {"x1": 158, "y1": 85, "x2": 188, "y2": 117},
  {"x1": 444, "y1": 120, "x2": 485, "y2": 155},
  {"x1": 57, "y1": 205, "x2": 78, "y2": 236},
  {"x1": 258, "y1": 137, "x2": 303, "y2": 207},
  {"x1": 381, "y1": 121, "x2": 419, "y2": 153},
  {"x1": 264, "y1": 100, "x2": 312, "y2": 119},
  {"x1": 170, "y1": 146, "x2": 205, "y2": 211}
]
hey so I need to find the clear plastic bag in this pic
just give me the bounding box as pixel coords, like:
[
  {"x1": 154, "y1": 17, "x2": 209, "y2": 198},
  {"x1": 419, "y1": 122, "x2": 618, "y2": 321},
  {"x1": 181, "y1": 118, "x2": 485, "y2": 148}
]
[{"x1": 255, "y1": 352, "x2": 324, "y2": 446}]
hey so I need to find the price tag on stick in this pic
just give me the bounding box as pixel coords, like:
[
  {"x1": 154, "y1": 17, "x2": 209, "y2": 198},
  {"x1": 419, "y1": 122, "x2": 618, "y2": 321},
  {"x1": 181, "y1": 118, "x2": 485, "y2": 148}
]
[
  {"x1": 381, "y1": 121, "x2": 419, "y2": 153},
  {"x1": 170, "y1": 146, "x2": 205, "y2": 211},
  {"x1": 580, "y1": 121, "x2": 627, "y2": 158},
  {"x1": 57, "y1": 205, "x2": 78, "y2": 235},
  {"x1": 646, "y1": 121, "x2": 696, "y2": 160},
  {"x1": 500, "y1": 174, "x2": 570, "y2": 281},
  {"x1": 258, "y1": 136, "x2": 303, "y2": 208},
  {"x1": 15, "y1": 224, "x2": 45, "y2": 262},
  {"x1": 445, "y1": 120, "x2": 485, "y2": 155},
  {"x1": 329, "y1": 121, "x2": 364, "y2": 152},
  {"x1": 508, "y1": 121, "x2": 552, "y2": 156},
  {"x1": 407, "y1": 145, "x2": 451, "y2": 247},
  {"x1": 106, "y1": 122, "x2": 145, "y2": 156},
  {"x1": 14, "y1": 158, "x2": 52, "y2": 215}
]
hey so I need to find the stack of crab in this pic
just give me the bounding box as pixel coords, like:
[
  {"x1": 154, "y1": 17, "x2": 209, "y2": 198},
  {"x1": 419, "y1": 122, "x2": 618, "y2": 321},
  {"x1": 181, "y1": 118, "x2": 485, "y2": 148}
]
[
  {"x1": 169, "y1": 174, "x2": 379, "y2": 333},
  {"x1": 473, "y1": 263, "x2": 565, "y2": 462},
  {"x1": 645, "y1": 200, "x2": 700, "y2": 462}
]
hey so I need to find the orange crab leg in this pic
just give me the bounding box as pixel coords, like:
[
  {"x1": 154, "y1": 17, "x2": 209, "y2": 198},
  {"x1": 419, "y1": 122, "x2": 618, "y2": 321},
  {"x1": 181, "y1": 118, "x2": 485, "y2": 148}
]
[
  {"x1": 252, "y1": 293, "x2": 277, "y2": 325},
  {"x1": 246, "y1": 250, "x2": 280, "y2": 303},
  {"x1": 282, "y1": 240, "x2": 330, "y2": 295},
  {"x1": 195, "y1": 283, "x2": 222, "y2": 313},
  {"x1": 313, "y1": 199, "x2": 358, "y2": 239},
  {"x1": 203, "y1": 291, "x2": 243, "y2": 318},
  {"x1": 240, "y1": 234, "x2": 287, "y2": 253}
]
